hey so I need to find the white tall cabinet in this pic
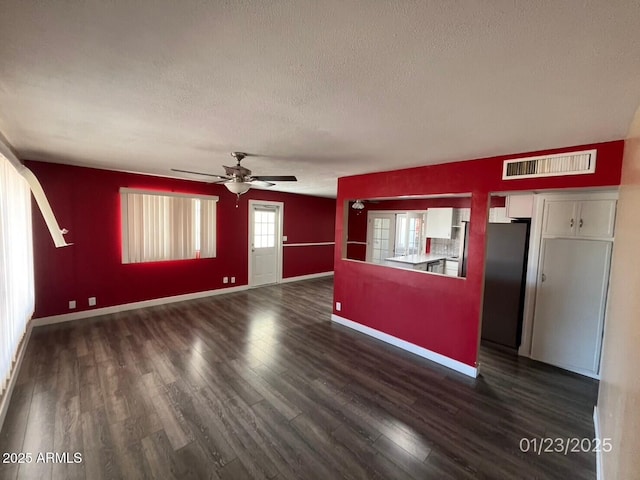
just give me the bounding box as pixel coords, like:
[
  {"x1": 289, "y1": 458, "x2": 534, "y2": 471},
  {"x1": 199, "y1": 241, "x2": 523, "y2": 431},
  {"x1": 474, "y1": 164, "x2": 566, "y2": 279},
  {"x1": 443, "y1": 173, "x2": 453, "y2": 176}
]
[{"x1": 530, "y1": 193, "x2": 617, "y2": 377}]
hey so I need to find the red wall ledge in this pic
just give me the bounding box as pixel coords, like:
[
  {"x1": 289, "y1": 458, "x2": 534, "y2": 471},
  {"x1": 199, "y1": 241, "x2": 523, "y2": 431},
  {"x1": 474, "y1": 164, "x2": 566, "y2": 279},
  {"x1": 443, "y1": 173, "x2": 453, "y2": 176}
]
[
  {"x1": 333, "y1": 140, "x2": 624, "y2": 373},
  {"x1": 26, "y1": 161, "x2": 336, "y2": 319}
]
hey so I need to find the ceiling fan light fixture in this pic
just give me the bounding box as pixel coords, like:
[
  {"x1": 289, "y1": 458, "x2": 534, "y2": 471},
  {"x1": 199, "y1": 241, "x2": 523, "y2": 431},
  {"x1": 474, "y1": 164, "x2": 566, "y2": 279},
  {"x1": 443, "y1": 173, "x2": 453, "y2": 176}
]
[
  {"x1": 352, "y1": 199, "x2": 365, "y2": 210},
  {"x1": 224, "y1": 181, "x2": 251, "y2": 195}
]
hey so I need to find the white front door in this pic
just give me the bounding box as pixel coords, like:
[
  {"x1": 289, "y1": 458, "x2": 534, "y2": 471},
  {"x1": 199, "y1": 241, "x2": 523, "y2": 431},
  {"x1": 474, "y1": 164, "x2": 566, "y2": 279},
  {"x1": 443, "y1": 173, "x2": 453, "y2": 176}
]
[{"x1": 249, "y1": 202, "x2": 283, "y2": 286}]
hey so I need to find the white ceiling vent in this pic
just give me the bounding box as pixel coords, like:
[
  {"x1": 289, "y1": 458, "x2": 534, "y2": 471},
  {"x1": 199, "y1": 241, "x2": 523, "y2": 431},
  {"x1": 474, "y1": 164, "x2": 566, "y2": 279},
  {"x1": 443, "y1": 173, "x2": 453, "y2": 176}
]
[{"x1": 502, "y1": 149, "x2": 597, "y2": 180}]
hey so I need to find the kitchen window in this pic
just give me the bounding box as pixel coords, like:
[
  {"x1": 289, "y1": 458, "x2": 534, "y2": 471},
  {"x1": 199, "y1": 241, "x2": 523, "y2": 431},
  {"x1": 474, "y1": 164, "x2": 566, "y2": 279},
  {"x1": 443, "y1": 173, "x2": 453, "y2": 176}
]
[{"x1": 395, "y1": 213, "x2": 424, "y2": 256}]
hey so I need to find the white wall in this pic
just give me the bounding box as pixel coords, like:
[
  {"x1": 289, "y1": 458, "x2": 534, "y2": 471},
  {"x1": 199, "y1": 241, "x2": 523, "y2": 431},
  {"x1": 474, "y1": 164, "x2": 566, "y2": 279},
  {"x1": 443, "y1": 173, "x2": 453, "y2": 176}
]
[{"x1": 597, "y1": 106, "x2": 640, "y2": 478}]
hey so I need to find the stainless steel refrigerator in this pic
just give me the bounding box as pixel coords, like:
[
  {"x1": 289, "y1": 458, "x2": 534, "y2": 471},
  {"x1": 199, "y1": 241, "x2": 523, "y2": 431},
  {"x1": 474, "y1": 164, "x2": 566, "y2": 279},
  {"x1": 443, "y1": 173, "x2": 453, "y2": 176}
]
[{"x1": 481, "y1": 222, "x2": 530, "y2": 350}]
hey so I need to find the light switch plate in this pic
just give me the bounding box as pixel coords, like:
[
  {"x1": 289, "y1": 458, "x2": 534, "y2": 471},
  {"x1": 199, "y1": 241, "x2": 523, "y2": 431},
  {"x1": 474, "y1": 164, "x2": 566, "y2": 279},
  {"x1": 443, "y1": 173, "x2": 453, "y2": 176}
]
[{"x1": 336, "y1": 302, "x2": 341, "y2": 311}]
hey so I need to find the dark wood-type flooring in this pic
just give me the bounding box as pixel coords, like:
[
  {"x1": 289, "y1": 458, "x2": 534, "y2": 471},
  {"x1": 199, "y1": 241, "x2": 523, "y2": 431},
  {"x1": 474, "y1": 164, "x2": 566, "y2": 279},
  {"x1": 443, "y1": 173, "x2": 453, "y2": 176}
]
[{"x1": 0, "y1": 277, "x2": 598, "y2": 479}]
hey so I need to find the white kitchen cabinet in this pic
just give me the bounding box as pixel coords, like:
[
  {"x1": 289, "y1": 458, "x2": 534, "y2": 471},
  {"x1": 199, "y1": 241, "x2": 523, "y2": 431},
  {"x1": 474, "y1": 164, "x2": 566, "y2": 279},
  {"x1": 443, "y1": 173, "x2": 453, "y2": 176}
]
[
  {"x1": 506, "y1": 194, "x2": 534, "y2": 218},
  {"x1": 488, "y1": 207, "x2": 512, "y2": 223},
  {"x1": 543, "y1": 199, "x2": 616, "y2": 239},
  {"x1": 543, "y1": 200, "x2": 577, "y2": 236},
  {"x1": 445, "y1": 259, "x2": 459, "y2": 276},
  {"x1": 425, "y1": 208, "x2": 453, "y2": 239},
  {"x1": 577, "y1": 200, "x2": 617, "y2": 238}
]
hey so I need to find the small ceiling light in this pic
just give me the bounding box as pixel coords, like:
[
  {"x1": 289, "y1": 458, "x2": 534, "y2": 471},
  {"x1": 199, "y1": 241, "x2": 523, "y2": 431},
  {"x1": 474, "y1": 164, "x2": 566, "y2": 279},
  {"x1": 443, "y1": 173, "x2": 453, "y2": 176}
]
[
  {"x1": 352, "y1": 199, "x2": 365, "y2": 210},
  {"x1": 224, "y1": 181, "x2": 251, "y2": 195}
]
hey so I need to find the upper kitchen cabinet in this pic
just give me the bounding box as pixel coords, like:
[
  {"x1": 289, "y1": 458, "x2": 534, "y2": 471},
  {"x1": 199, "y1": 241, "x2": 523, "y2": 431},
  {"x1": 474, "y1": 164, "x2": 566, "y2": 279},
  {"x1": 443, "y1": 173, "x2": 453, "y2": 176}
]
[
  {"x1": 577, "y1": 200, "x2": 617, "y2": 238},
  {"x1": 506, "y1": 194, "x2": 534, "y2": 218},
  {"x1": 425, "y1": 207, "x2": 453, "y2": 239},
  {"x1": 542, "y1": 197, "x2": 617, "y2": 239},
  {"x1": 488, "y1": 207, "x2": 512, "y2": 223}
]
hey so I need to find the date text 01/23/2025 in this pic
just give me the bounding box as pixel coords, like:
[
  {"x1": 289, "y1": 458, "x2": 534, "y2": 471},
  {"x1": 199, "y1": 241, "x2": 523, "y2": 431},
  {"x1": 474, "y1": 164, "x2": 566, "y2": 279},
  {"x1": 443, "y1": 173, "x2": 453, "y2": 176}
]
[
  {"x1": 3, "y1": 452, "x2": 83, "y2": 464},
  {"x1": 520, "y1": 437, "x2": 612, "y2": 456}
]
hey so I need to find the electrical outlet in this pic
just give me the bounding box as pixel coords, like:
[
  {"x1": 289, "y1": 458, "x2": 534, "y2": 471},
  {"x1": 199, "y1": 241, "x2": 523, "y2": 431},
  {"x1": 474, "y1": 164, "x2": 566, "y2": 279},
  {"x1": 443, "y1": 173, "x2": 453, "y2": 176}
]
[
  {"x1": 336, "y1": 302, "x2": 341, "y2": 312},
  {"x1": 282, "y1": 235, "x2": 288, "y2": 241},
  {"x1": 223, "y1": 277, "x2": 229, "y2": 284},
  {"x1": 69, "y1": 300, "x2": 76, "y2": 310},
  {"x1": 231, "y1": 276, "x2": 236, "y2": 284},
  {"x1": 88, "y1": 297, "x2": 96, "y2": 307}
]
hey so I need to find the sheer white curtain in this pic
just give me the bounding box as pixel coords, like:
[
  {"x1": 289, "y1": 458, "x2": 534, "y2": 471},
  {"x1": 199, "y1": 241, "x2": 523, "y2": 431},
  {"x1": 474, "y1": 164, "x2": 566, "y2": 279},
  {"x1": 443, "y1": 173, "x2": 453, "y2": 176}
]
[
  {"x1": 0, "y1": 154, "x2": 35, "y2": 396},
  {"x1": 200, "y1": 198, "x2": 217, "y2": 258},
  {"x1": 121, "y1": 189, "x2": 218, "y2": 263}
]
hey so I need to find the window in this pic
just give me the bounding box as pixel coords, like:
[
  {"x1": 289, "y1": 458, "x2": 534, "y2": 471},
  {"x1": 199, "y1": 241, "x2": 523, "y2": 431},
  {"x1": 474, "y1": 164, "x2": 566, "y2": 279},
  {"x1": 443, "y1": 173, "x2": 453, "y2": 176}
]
[
  {"x1": 0, "y1": 154, "x2": 34, "y2": 397},
  {"x1": 394, "y1": 213, "x2": 424, "y2": 255},
  {"x1": 120, "y1": 188, "x2": 218, "y2": 264},
  {"x1": 253, "y1": 209, "x2": 276, "y2": 248}
]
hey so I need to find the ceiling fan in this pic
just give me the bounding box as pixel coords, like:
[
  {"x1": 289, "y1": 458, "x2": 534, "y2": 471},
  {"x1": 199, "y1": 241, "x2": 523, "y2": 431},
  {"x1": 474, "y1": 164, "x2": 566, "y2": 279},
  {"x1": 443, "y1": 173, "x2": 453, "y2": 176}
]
[{"x1": 171, "y1": 152, "x2": 297, "y2": 196}]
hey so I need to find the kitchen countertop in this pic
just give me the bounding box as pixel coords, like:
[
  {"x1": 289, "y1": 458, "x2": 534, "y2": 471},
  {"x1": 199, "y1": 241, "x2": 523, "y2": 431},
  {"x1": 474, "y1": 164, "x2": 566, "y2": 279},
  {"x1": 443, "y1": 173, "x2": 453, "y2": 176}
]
[{"x1": 384, "y1": 253, "x2": 447, "y2": 265}]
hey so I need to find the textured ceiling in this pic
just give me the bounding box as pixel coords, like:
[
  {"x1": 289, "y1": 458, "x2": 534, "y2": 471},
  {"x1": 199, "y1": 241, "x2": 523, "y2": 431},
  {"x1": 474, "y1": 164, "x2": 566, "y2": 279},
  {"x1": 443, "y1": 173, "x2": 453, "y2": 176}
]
[{"x1": 1, "y1": 1, "x2": 640, "y2": 197}]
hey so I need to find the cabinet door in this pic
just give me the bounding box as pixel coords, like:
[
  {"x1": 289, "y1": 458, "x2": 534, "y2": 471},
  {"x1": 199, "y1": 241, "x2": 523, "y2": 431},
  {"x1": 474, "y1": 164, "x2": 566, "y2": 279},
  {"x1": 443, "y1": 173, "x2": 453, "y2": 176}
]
[
  {"x1": 425, "y1": 208, "x2": 453, "y2": 239},
  {"x1": 577, "y1": 200, "x2": 616, "y2": 238},
  {"x1": 531, "y1": 238, "x2": 611, "y2": 375},
  {"x1": 543, "y1": 200, "x2": 577, "y2": 236},
  {"x1": 506, "y1": 194, "x2": 534, "y2": 218},
  {"x1": 488, "y1": 207, "x2": 512, "y2": 223},
  {"x1": 445, "y1": 260, "x2": 459, "y2": 276}
]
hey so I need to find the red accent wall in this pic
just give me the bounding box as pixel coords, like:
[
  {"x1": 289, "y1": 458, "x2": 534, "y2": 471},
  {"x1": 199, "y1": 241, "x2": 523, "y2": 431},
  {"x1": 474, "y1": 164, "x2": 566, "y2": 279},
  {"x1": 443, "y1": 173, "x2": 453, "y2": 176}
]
[
  {"x1": 334, "y1": 140, "x2": 624, "y2": 368},
  {"x1": 27, "y1": 161, "x2": 335, "y2": 318}
]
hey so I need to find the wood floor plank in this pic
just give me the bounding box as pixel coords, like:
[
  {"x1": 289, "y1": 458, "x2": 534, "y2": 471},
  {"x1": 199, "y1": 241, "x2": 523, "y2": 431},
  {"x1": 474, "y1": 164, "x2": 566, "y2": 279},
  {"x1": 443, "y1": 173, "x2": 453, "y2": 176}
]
[
  {"x1": 195, "y1": 387, "x2": 279, "y2": 479},
  {"x1": 52, "y1": 395, "x2": 84, "y2": 480},
  {"x1": 80, "y1": 408, "x2": 122, "y2": 480},
  {"x1": 141, "y1": 430, "x2": 213, "y2": 480},
  {"x1": 17, "y1": 390, "x2": 56, "y2": 480},
  {"x1": 147, "y1": 387, "x2": 194, "y2": 451},
  {"x1": 0, "y1": 277, "x2": 599, "y2": 480},
  {"x1": 289, "y1": 412, "x2": 372, "y2": 480},
  {"x1": 250, "y1": 399, "x2": 340, "y2": 480}
]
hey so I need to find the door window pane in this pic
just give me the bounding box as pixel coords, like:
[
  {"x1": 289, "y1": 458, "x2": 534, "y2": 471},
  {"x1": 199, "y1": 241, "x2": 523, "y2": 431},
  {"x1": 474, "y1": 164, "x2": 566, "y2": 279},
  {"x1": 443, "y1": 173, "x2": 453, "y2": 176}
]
[{"x1": 254, "y1": 209, "x2": 276, "y2": 249}]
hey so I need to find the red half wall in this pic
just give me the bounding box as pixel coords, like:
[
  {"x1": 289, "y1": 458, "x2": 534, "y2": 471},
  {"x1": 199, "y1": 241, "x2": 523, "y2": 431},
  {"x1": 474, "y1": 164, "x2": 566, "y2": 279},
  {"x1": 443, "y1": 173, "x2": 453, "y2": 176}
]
[
  {"x1": 334, "y1": 140, "x2": 624, "y2": 369},
  {"x1": 27, "y1": 161, "x2": 335, "y2": 318}
]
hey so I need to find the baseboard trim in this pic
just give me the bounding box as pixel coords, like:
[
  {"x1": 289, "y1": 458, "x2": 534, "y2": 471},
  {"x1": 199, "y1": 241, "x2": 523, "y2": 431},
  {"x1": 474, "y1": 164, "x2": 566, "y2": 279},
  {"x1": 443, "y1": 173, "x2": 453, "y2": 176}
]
[
  {"x1": 0, "y1": 322, "x2": 33, "y2": 432},
  {"x1": 32, "y1": 285, "x2": 250, "y2": 326},
  {"x1": 330, "y1": 314, "x2": 478, "y2": 378},
  {"x1": 594, "y1": 406, "x2": 604, "y2": 480},
  {"x1": 281, "y1": 271, "x2": 334, "y2": 283}
]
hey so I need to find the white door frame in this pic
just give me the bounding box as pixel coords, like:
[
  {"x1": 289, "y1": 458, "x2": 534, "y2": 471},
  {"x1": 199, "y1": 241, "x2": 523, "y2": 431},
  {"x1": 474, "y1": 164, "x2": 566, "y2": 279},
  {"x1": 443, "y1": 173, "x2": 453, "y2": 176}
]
[{"x1": 248, "y1": 200, "x2": 284, "y2": 287}]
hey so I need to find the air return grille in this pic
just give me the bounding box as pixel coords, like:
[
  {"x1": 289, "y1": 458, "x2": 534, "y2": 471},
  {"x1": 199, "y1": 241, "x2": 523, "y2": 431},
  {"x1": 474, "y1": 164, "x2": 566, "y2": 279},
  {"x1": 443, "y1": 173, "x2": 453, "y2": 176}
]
[{"x1": 502, "y1": 149, "x2": 597, "y2": 180}]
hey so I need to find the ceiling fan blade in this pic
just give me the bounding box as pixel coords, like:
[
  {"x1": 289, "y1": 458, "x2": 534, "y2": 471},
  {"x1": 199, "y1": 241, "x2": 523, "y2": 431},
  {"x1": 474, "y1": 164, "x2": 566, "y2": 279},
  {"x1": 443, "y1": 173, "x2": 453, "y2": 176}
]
[
  {"x1": 171, "y1": 168, "x2": 230, "y2": 180},
  {"x1": 251, "y1": 175, "x2": 297, "y2": 182},
  {"x1": 248, "y1": 179, "x2": 275, "y2": 187}
]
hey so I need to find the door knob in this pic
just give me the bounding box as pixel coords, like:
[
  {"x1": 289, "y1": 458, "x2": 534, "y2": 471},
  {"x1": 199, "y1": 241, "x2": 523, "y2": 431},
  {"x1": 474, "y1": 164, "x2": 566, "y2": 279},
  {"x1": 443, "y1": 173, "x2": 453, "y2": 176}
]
[
  {"x1": 541, "y1": 273, "x2": 546, "y2": 282},
  {"x1": 569, "y1": 218, "x2": 574, "y2": 228},
  {"x1": 579, "y1": 218, "x2": 584, "y2": 228}
]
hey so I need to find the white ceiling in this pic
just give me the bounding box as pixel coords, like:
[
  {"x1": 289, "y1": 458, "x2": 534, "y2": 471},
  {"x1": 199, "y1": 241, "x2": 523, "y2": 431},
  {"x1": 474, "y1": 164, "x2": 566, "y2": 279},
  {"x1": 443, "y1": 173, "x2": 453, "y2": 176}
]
[{"x1": 1, "y1": 1, "x2": 640, "y2": 197}]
